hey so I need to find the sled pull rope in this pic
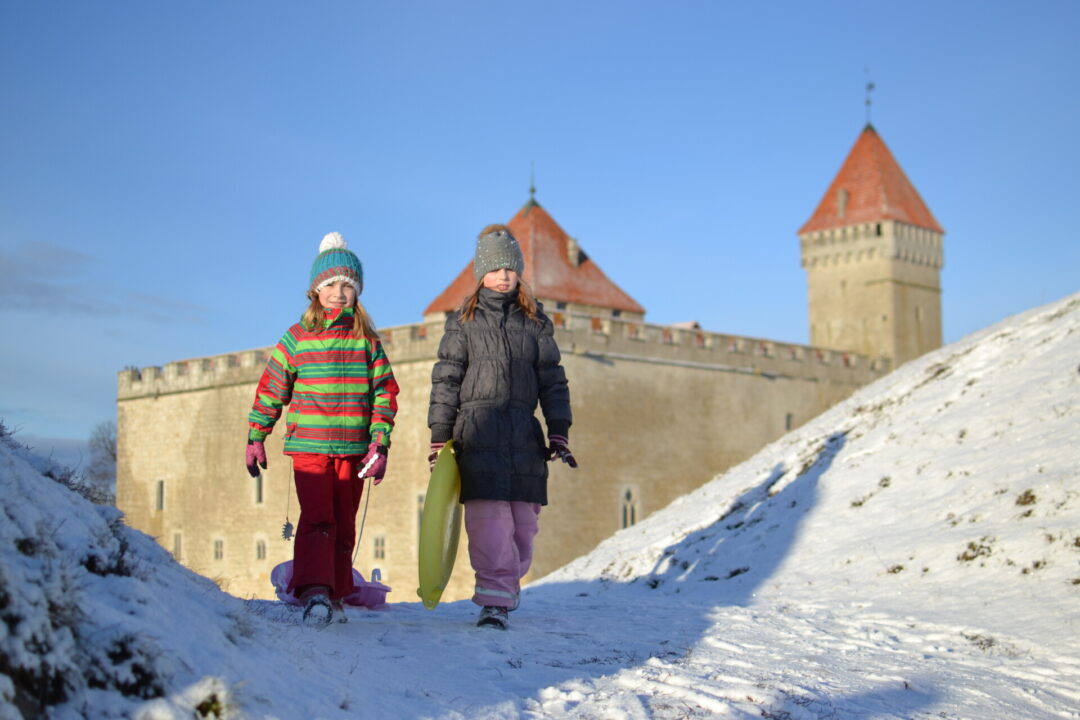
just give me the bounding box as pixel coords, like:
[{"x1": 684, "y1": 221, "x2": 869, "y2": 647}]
[{"x1": 352, "y1": 475, "x2": 373, "y2": 563}]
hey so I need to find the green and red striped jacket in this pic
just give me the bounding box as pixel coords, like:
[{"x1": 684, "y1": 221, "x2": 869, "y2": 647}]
[{"x1": 247, "y1": 307, "x2": 399, "y2": 456}]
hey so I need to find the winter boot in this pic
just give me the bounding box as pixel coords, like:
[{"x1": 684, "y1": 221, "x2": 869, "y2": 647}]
[
  {"x1": 301, "y1": 588, "x2": 333, "y2": 629},
  {"x1": 332, "y1": 599, "x2": 348, "y2": 624},
  {"x1": 477, "y1": 605, "x2": 508, "y2": 630}
]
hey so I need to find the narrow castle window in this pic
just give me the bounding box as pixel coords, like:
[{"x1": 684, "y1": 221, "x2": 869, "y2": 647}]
[
  {"x1": 785, "y1": 413, "x2": 794, "y2": 431},
  {"x1": 155, "y1": 480, "x2": 165, "y2": 511},
  {"x1": 374, "y1": 535, "x2": 386, "y2": 560},
  {"x1": 213, "y1": 539, "x2": 224, "y2": 561},
  {"x1": 875, "y1": 223, "x2": 882, "y2": 236},
  {"x1": 172, "y1": 532, "x2": 182, "y2": 560},
  {"x1": 254, "y1": 474, "x2": 264, "y2": 505},
  {"x1": 620, "y1": 487, "x2": 640, "y2": 529},
  {"x1": 255, "y1": 539, "x2": 266, "y2": 561}
]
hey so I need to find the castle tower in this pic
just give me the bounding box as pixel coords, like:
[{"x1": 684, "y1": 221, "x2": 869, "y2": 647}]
[
  {"x1": 799, "y1": 124, "x2": 945, "y2": 366},
  {"x1": 424, "y1": 196, "x2": 646, "y2": 322}
]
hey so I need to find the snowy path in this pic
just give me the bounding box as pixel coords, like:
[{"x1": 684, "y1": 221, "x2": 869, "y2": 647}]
[{"x1": 227, "y1": 587, "x2": 1080, "y2": 719}]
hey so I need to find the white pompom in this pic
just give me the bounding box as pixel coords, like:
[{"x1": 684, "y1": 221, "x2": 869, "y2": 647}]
[{"x1": 319, "y1": 232, "x2": 347, "y2": 252}]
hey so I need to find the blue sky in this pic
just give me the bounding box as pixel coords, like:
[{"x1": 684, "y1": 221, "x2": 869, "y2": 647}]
[{"x1": 2, "y1": 1, "x2": 1078, "y2": 452}]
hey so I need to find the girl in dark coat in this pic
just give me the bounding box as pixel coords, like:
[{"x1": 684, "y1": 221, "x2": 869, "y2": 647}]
[{"x1": 428, "y1": 224, "x2": 576, "y2": 629}]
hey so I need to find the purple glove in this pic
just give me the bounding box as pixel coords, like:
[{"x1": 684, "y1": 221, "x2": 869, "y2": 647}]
[
  {"x1": 547, "y1": 434, "x2": 578, "y2": 468},
  {"x1": 359, "y1": 444, "x2": 388, "y2": 484},
  {"x1": 246, "y1": 439, "x2": 267, "y2": 477},
  {"x1": 428, "y1": 442, "x2": 446, "y2": 471}
]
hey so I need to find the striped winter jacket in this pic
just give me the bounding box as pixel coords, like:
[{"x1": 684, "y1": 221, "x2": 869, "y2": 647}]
[{"x1": 247, "y1": 306, "x2": 399, "y2": 456}]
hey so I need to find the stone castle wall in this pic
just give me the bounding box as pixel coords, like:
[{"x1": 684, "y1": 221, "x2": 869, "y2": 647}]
[{"x1": 116, "y1": 312, "x2": 888, "y2": 602}]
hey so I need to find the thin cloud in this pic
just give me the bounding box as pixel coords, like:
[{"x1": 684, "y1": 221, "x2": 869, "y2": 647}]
[{"x1": 0, "y1": 242, "x2": 206, "y2": 323}]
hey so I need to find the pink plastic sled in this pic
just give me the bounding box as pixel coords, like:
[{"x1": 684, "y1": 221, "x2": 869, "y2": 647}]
[{"x1": 270, "y1": 560, "x2": 391, "y2": 608}]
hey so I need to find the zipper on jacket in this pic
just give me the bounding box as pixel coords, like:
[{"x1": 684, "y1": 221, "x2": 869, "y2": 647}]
[{"x1": 501, "y1": 301, "x2": 515, "y2": 473}]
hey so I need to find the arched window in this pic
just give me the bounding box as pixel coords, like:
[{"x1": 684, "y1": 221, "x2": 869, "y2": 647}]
[{"x1": 621, "y1": 487, "x2": 640, "y2": 529}]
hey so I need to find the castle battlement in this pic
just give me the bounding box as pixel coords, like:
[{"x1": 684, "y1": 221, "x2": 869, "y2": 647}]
[
  {"x1": 117, "y1": 312, "x2": 888, "y2": 401},
  {"x1": 800, "y1": 219, "x2": 944, "y2": 269}
]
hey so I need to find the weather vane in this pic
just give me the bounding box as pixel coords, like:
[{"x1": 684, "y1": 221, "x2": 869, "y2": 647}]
[
  {"x1": 865, "y1": 70, "x2": 875, "y2": 126},
  {"x1": 529, "y1": 162, "x2": 536, "y2": 202}
]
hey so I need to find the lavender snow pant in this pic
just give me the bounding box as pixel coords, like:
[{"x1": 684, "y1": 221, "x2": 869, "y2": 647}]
[{"x1": 465, "y1": 499, "x2": 541, "y2": 608}]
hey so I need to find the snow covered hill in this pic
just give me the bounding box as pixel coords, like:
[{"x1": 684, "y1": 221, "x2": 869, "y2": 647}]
[{"x1": 2, "y1": 292, "x2": 1078, "y2": 719}]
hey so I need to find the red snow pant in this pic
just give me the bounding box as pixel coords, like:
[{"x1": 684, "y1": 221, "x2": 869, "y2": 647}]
[
  {"x1": 465, "y1": 500, "x2": 541, "y2": 608},
  {"x1": 287, "y1": 453, "x2": 364, "y2": 601}
]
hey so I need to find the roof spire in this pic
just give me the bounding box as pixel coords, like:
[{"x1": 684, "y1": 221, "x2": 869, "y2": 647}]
[
  {"x1": 524, "y1": 162, "x2": 540, "y2": 213},
  {"x1": 864, "y1": 69, "x2": 875, "y2": 128}
]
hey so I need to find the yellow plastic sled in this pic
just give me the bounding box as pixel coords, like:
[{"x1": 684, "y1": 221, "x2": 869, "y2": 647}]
[{"x1": 417, "y1": 440, "x2": 462, "y2": 610}]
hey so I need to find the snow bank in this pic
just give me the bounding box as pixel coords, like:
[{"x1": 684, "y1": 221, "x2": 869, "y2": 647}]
[
  {"x1": 0, "y1": 426, "x2": 241, "y2": 719},
  {"x1": 542, "y1": 291, "x2": 1080, "y2": 649}
]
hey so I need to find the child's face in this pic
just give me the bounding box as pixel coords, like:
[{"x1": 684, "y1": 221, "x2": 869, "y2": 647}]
[
  {"x1": 482, "y1": 268, "x2": 519, "y2": 293},
  {"x1": 317, "y1": 280, "x2": 357, "y2": 310}
]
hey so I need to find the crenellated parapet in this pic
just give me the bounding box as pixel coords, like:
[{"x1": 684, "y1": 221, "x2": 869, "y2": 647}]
[
  {"x1": 800, "y1": 219, "x2": 943, "y2": 270},
  {"x1": 118, "y1": 348, "x2": 271, "y2": 400},
  {"x1": 118, "y1": 314, "x2": 888, "y2": 400},
  {"x1": 547, "y1": 312, "x2": 889, "y2": 386}
]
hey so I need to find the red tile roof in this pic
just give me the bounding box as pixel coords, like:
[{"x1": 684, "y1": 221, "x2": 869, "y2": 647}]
[
  {"x1": 799, "y1": 125, "x2": 943, "y2": 234},
  {"x1": 424, "y1": 200, "x2": 646, "y2": 316}
]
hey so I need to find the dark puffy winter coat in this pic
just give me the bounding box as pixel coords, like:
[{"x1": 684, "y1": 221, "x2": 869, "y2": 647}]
[{"x1": 428, "y1": 288, "x2": 572, "y2": 504}]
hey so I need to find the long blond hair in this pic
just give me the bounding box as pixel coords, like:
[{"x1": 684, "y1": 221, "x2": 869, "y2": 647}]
[
  {"x1": 302, "y1": 291, "x2": 379, "y2": 341},
  {"x1": 458, "y1": 278, "x2": 540, "y2": 322}
]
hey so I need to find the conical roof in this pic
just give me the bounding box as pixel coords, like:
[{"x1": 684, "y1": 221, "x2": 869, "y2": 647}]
[
  {"x1": 424, "y1": 199, "x2": 646, "y2": 316},
  {"x1": 799, "y1": 125, "x2": 943, "y2": 234}
]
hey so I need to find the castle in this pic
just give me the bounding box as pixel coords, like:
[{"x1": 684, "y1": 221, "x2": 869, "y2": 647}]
[{"x1": 116, "y1": 124, "x2": 943, "y2": 601}]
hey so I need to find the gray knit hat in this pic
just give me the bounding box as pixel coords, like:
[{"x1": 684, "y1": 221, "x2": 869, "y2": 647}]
[{"x1": 473, "y1": 224, "x2": 524, "y2": 282}]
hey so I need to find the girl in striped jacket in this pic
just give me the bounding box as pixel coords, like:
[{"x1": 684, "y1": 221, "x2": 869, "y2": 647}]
[{"x1": 245, "y1": 232, "x2": 399, "y2": 628}]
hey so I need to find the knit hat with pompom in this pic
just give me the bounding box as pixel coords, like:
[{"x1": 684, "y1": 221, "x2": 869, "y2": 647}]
[{"x1": 310, "y1": 232, "x2": 363, "y2": 295}]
